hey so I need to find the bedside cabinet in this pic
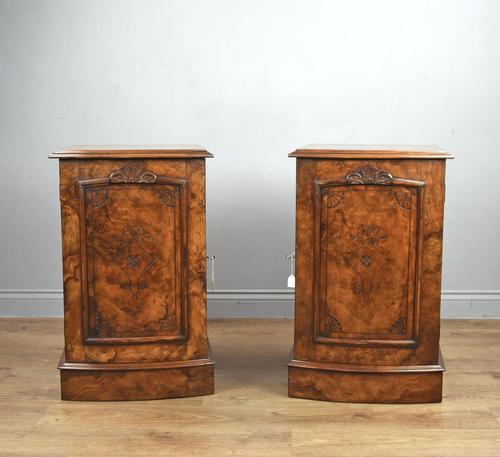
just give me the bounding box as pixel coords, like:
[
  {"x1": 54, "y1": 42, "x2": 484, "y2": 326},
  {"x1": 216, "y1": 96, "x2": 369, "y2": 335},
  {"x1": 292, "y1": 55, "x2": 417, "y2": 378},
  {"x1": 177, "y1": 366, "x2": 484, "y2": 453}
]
[
  {"x1": 50, "y1": 145, "x2": 214, "y2": 401},
  {"x1": 288, "y1": 145, "x2": 454, "y2": 403}
]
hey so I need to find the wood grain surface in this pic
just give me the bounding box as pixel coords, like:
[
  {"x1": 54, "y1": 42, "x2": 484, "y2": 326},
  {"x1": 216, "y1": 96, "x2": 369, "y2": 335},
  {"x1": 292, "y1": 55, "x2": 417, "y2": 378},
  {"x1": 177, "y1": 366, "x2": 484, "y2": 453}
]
[{"x1": 0, "y1": 318, "x2": 499, "y2": 457}]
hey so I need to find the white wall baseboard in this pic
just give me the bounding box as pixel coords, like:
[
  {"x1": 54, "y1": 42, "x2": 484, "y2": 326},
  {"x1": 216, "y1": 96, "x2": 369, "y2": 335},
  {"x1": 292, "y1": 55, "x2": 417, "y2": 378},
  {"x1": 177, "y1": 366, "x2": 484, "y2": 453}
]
[{"x1": 0, "y1": 289, "x2": 499, "y2": 318}]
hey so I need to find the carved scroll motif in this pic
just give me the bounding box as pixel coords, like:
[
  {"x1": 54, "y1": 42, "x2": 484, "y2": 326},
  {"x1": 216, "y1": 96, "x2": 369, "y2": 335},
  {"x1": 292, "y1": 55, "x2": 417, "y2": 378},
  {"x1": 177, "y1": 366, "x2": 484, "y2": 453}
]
[
  {"x1": 327, "y1": 192, "x2": 345, "y2": 208},
  {"x1": 326, "y1": 314, "x2": 342, "y2": 332},
  {"x1": 159, "y1": 313, "x2": 177, "y2": 330},
  {"x1": 89, "y1": 190, "x2": 109, "y2": 208},
  {"x1": 394, "y1": 191, "x2": 411, "y2": 210},
  {"x1": 159, "y1": 189, "x2": 176, "y2": 207},
  {"x1": 94, "y1": 310, "x2": 113, "y2": 337},
  {"x1": 91, "y1": 294, "x2": 113, "y2": 338},
  {"x1": 389, "y1": 317, "x2": 407, "y2": 335},
  {"x1": 351, "y1": 225, "x2": 388, "y2": 247},
  {"x1": 352, "y1": 277, "x2": 381, "y2": 304},
  {"x1": 111, "y1": 226, "x2": 157, "y2": 299}
]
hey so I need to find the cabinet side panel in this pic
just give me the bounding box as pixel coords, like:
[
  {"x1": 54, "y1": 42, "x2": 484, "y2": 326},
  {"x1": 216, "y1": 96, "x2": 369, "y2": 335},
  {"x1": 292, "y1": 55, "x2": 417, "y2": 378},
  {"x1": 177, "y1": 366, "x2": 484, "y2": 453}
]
[
  {"x1": 185, "y1": 159, "x2": 209, "y2": 359},
  {"x1": 417, "y1": 160, "x2": 446, "y2": 363},
  {"x1": 293, "y1": 159, "x2": 317, "y2": 362},
  {"x1": 60, "y1": 160, "x2": 85, "y2": 361}
]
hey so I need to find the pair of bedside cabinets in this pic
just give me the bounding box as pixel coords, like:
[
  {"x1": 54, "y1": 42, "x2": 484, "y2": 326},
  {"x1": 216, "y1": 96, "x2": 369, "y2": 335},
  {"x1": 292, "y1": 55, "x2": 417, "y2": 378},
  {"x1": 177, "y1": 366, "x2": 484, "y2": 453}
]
[{"x1": 50, "y1": 144, "x2": 454, "y2": 403}]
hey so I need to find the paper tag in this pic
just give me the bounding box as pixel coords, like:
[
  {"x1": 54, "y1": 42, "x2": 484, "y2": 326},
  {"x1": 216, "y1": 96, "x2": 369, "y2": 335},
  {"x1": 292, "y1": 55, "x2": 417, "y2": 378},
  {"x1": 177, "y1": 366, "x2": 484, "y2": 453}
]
[{"x1": 287, "y1": 274, "x2": 295, "y2": 288}]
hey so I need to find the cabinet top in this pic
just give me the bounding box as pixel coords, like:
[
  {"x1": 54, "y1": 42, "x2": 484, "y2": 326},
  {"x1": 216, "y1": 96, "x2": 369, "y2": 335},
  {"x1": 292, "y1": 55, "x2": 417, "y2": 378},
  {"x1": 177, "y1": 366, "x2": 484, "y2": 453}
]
[
  {"x1": 49, "y1": 144, "x2": 213, "y2": 159},
  {"x1": 289, "y1": 144, "x2": 454, "y2": 159}
]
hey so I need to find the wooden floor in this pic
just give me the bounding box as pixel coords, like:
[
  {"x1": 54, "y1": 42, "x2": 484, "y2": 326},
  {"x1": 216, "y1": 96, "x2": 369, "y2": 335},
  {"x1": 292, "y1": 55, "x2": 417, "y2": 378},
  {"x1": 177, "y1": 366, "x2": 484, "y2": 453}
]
[{"x1": 0, "y1": 319, "x2": 499, "y2": 457}]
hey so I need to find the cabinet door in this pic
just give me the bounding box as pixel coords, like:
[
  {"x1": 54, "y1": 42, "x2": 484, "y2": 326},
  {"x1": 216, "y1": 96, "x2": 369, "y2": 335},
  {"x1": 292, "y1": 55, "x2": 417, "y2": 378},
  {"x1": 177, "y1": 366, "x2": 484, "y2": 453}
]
[
  {"x1": 78, "y1": 162, "x2": 187, "y2": 345},
  {"x1": 313, "y1": 164, "x2": 425, "y2": 347}
]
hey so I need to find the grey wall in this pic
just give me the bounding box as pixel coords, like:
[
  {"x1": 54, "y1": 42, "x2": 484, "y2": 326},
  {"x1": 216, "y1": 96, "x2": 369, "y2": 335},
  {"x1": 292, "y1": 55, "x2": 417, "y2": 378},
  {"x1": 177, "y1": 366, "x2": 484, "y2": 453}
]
[{"x1": 1, "y1": 0, "x2": 499, "y2": 317}]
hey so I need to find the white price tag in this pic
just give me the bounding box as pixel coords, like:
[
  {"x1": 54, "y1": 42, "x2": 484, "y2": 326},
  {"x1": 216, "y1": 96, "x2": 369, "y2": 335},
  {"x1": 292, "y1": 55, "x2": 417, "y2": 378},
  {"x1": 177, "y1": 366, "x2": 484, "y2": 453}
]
[{"x1": 286, "y1": 252, "x2": 295, "y2": 288}]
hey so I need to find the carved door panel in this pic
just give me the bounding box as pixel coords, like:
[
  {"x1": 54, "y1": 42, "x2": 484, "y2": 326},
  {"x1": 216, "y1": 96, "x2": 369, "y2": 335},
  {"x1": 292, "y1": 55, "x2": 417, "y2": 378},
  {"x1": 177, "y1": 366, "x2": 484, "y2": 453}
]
[
  {"x1": 313, "y1": 165, "x2": 425, "y2": 347},
  {"x1": 79, "y1": 163, "x2": 187, "y2": 345}
]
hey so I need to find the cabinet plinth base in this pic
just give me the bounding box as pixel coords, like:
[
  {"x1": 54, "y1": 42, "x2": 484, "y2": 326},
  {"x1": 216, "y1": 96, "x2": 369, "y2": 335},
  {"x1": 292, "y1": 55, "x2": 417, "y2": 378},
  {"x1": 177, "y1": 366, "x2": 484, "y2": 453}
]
[
  {"x1": 288, "y1": 352, "x2": 445, "y2": 404},
  {"x1": 59, "y1": 353, "x2": 214, "y2": 401}
]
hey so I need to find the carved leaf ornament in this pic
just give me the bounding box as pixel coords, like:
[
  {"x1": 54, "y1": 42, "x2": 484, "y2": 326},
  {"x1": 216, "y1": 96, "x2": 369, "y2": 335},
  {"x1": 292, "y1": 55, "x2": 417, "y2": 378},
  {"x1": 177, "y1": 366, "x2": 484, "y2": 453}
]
[
  {"x1": 109, "y1": 162, "x2": 157, "y2": 184},
  {"x1": 345, "y1": 164, "x2": 393, "y2": 185}
]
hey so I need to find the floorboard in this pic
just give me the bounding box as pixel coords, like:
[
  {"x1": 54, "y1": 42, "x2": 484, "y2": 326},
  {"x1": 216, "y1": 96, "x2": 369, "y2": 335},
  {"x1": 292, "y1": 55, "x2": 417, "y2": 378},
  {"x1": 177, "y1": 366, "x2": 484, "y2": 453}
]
[{"x1": 0, "y1": 318, "x2": 499, "y2": 457}]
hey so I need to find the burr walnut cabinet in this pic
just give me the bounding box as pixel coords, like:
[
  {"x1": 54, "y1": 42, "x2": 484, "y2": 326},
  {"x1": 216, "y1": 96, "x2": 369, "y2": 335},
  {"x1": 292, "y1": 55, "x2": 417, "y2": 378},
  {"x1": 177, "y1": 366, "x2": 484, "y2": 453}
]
[
  {"x1": 49, "y1": 145, "x2": 214, "y2": 401},
  {"x1": 288, "y1": 145, "x2": 454, "y2": 403}
]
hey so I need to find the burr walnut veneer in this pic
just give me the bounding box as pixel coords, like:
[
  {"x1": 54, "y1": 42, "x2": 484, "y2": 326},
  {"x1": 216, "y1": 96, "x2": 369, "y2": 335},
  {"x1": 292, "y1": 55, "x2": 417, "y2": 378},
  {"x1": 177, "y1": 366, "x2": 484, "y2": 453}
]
[
  {"x1": 49, "y1": 145, "x2": 214, "y2": 401},
  {"x1": 288, "y1": 145, "x2": 454, "y2": 403}
]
